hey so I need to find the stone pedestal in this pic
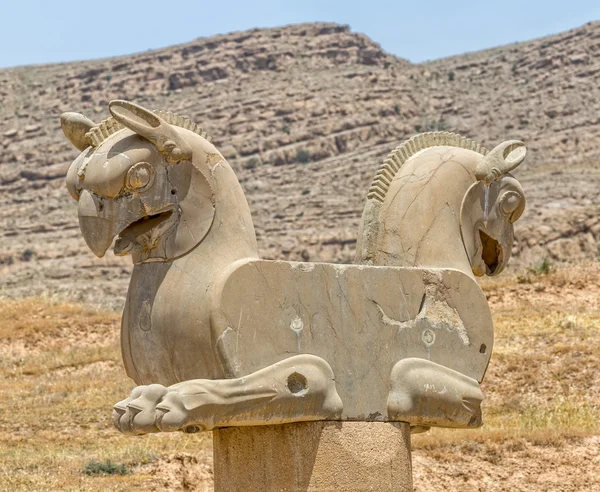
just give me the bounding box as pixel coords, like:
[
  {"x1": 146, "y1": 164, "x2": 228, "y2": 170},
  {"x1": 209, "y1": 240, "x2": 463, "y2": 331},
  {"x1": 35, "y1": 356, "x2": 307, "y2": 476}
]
[{"x1": 213, "y1": 421, "x2": 413, "y2": 492}]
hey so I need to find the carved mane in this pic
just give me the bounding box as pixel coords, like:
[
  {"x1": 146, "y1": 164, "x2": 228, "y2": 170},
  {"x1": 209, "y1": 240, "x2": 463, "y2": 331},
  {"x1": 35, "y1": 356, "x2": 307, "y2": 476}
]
[
  {"x1": 358, "y1": 131, "x2": 490, "y2": 267},
  {"x1": 85, "y1": 110, "x2": 212, "y2": 148},
  {"x1": 366, "y1": 132, "x2": 487, "y2": 203}
]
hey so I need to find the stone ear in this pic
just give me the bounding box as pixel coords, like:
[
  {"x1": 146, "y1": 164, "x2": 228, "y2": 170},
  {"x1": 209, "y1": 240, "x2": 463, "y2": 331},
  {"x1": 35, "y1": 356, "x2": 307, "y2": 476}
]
[
  {"x1": 109, "y1": 100, "x2": 193, "y2": 163},
  {"x1": 475, "y1": 140, "x2": 526, "y2": 185},
  {"x1": 60, "y1": 112, "x2": 95, "y2": 151}
]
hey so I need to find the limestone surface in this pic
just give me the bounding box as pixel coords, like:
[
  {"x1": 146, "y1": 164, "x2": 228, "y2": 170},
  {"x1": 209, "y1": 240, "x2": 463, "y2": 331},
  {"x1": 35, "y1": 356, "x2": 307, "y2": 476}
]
[
  {"x1": 60, "y1": 98, "x2": 525, "y2": 434},
  {"x1": 213, "y1": 422, "x2": 413, "y2": 492}
]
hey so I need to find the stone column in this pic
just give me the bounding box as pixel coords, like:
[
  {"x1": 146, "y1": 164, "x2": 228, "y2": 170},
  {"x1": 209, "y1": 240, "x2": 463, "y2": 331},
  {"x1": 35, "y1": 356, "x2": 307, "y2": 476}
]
[{"x1": 213, "y1": 421, "x2": 413, "y2": 492}]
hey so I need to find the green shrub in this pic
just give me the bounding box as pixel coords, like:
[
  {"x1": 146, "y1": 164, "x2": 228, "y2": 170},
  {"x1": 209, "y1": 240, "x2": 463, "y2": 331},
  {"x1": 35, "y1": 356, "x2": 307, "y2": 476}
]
[
  {"x1": 532, "y1": 258, "x2": 552, "y2": 275},
  {"x1": 20, "y1": 249, "x2": 34, "y2": 262},
  {"x1": 296, "y1": 149, "x2": 310, "y2": 164},
  {"x1": 244, "y1": 157, "x2": 259, "y2": 170},
  {"x1": 82, "y1": 460, "x2": 130, "y2": 476}
]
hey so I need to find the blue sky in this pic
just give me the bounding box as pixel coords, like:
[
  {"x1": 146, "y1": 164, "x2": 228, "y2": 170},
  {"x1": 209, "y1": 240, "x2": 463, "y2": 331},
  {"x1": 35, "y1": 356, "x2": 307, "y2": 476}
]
[{"x1": 1, "y1": 0, "x2": 599, "y2": 68}]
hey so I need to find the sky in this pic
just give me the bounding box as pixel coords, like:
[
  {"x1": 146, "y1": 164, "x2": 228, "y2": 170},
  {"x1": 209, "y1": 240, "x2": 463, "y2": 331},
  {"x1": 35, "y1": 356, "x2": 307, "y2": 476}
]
[{"x1": 1, "y1": 0, "x2": 599, "y2": 68}]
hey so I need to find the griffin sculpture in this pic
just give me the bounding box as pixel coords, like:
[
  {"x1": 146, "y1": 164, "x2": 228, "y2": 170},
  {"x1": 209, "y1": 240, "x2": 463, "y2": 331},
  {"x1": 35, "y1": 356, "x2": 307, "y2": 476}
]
[{"x1": 61, "y1": 100, "x2": 526, "y2": 435}]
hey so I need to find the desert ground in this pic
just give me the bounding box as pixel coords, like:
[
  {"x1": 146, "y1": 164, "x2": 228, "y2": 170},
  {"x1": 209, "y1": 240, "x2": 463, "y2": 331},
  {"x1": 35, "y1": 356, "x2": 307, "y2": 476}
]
[{"x1": 1, "y1": 262, "x2": 598, "y2": 491}]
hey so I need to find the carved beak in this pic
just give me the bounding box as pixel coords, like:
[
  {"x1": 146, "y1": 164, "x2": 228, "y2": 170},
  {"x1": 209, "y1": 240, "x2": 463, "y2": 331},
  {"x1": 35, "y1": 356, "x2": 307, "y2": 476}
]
[
  {"x1": 479, "y1": 229, "x2": 505, "y2": 276},
  {"x1": 78, "y1": 190, "x2": 116, "y2": 257},
  {"x1": 78, "y1": 189, "x2": 176, "y2": 259}
]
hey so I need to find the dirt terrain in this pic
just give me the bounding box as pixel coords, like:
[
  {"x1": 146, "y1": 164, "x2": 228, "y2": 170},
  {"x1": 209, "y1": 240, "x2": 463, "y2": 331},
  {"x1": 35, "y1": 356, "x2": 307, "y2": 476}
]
[
  {"x1": 1, "y1": 264, "x2": 598, "y2": 491},
  {"x1": 1, "y1": 21, "x2": 599, "y2": 307}
]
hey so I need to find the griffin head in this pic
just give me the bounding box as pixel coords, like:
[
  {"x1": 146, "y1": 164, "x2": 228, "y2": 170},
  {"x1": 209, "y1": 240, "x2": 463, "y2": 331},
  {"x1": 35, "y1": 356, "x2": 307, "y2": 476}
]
[
  {"x1": 461, "y1": 141, "x2": 527, "y2": 276},
  {"x1": 61, "y1": 100, "x2": 216, "y2": 264}
]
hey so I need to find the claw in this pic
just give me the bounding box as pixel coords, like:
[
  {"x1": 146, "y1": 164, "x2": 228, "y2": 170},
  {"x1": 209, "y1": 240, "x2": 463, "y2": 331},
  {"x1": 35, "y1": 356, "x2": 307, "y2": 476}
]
[
  {"x1": 112, "y1": 398, "x2": 129, "y2": 430},
  {"x1": 112, "y1": 384, "x2": 169, "y2": 435},
  {"x1": 155, "y1": 391, "x2": 189, "y2": 432}
]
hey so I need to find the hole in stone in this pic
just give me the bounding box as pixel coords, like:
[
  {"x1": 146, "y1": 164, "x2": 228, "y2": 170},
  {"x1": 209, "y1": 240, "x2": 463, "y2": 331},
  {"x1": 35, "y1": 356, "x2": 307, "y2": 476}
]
[
  {"x1": 480, "y1": 343, "x2": 487, "y2": 354},
  {"x1": 171, "y1": 188, "x2": 177, "y2": 195},
  {"x1": 98, "y1": 202, "x2": 104, "y2": 212},
  {"x1": 287, "y1": 372, "x2": 307, "y2": 394},
  {"x1": 183, "y1": 425, "x2": 202, "y2": 434}
]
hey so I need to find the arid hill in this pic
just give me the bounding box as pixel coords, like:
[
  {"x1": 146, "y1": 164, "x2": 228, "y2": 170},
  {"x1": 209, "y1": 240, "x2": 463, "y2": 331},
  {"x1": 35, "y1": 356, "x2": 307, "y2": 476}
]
[{"x1": 1, "y1": 22, "x2": 598, "y2": 306}]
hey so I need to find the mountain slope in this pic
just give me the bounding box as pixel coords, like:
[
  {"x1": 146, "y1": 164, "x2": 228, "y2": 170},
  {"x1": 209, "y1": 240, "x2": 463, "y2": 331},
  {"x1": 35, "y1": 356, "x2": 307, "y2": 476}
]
[{"x1": 1, "y1": 22, "x2": 598, "y2": 305}]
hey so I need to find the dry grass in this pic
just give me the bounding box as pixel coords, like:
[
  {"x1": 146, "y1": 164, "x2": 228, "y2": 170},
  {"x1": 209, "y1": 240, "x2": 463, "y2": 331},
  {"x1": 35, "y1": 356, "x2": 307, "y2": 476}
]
[
  {"x1": 0, "y1": 299, "x2": 210, "y2": 492},
  {"x1": 0, "y1": 264, "x2": 598, "y2": 491},
  {"x1": 414, "y1": 263, "x2": 600, "y2": 452}
]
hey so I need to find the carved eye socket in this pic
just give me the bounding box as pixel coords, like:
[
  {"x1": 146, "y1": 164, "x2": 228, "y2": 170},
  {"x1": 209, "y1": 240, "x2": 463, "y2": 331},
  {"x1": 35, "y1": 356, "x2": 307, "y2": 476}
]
[
  {"x1": 126, "y1": 162, "x2": 154, "y2": 192},
  {"x1": 500, "y1": 191, "x2": 523, "y2": 222}
]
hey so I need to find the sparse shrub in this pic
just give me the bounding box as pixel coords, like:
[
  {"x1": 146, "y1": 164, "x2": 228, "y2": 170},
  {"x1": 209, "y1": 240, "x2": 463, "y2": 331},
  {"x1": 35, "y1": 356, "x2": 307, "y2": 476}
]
[
  {"x1": 296, "y1": 149, "x2": 310, "y2": 164},
  {"x1": 0, "y1": 254, "x2": 13, "y2": 265},
  {"x1": 82, "y1": 460, "x2": 130, "y2": 476},
  {"x1": 20, "y1": 249, "x2": 34, "y2": 262},
  {"x1": 519, "y1": 258, "x2": 552, "y2": 281},
  {"x1": 394, "y1": 105, "x2": 401, "y2": 114},
  {"x1": 417, "y1": 119, "x2": 447, "y2": 133},
  {"x1": 516, "y1": 274, "x2": 532, "y2": 284},
  {"x1": 530, "y1": 258, "x2": 552, "y2": 275},
  {"x1": 301, "y1": 189, "x2": 310, "y2": 195},
  {"x1": 448, "y1": 71, "x2": 455, "y2": 81},
  {"x1": 244, "y1": 157, "x2": 260, "y2": 170},
  {"x1": 282, "y1": 125, "x2": 290, "y2": 135}
]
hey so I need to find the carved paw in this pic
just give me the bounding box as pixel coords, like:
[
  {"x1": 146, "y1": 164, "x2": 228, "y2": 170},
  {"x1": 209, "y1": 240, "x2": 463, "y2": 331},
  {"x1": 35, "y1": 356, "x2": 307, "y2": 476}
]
[{"x1": 112, "y1": 384, "x2": 195, "y2": 435}]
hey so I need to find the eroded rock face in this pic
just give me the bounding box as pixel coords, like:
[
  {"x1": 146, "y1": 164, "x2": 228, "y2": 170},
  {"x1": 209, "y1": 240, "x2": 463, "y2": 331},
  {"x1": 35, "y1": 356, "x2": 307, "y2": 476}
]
[{"x1": 1, "y1": 22, "x2": 599, "y2": 307}]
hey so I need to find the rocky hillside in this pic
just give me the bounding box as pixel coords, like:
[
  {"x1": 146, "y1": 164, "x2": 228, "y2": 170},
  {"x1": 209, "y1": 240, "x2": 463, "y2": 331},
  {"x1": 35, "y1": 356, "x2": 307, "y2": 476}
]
[{"x1": 1, "y1": 22, "x2": 598, "y2": 306}]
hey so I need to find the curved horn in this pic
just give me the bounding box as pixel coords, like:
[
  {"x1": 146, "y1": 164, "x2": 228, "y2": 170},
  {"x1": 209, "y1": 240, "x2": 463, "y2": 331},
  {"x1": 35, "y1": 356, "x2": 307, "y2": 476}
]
[
  {"x1": 475, "y1": 140, "x2": 526, "y2": 185},
  {"x1": 61, "y1": 112, "x2": 95, "y2": 151},
  {"x1": 109, "y1": 100, "x2": 192, "y2": 163}
]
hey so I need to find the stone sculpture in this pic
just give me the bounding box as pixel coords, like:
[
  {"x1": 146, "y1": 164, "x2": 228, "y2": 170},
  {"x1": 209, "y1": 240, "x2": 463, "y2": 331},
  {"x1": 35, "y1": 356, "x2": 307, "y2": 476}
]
[{"x1": 62, "y1": 100, "x2": 526, "y2": 490}]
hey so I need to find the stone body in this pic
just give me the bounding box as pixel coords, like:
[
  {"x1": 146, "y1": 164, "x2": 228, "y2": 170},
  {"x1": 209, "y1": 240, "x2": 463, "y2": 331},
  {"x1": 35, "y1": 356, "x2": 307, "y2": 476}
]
[
  {"x1": 61, "y1": 101, "x2": 526, "y2": 488},
  {"x1": 212, "y1": 260, "x2": 490, "y2": 423}
]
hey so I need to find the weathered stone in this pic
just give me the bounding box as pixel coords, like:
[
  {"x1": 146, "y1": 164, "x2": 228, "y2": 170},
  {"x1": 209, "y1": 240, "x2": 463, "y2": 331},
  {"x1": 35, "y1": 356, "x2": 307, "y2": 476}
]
[
  {"x1": 60, "y1": 102, "x2": 526, "y2": 433},
  {"x1": 213, "y1": 422, "x2": 413, "y2": 492},
  {"x1": 62, "y1": 99, "x2": 526, "y2": 489},
  {"x1": 212, "y1": 260, "x2": 492, "y2": 422}
]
